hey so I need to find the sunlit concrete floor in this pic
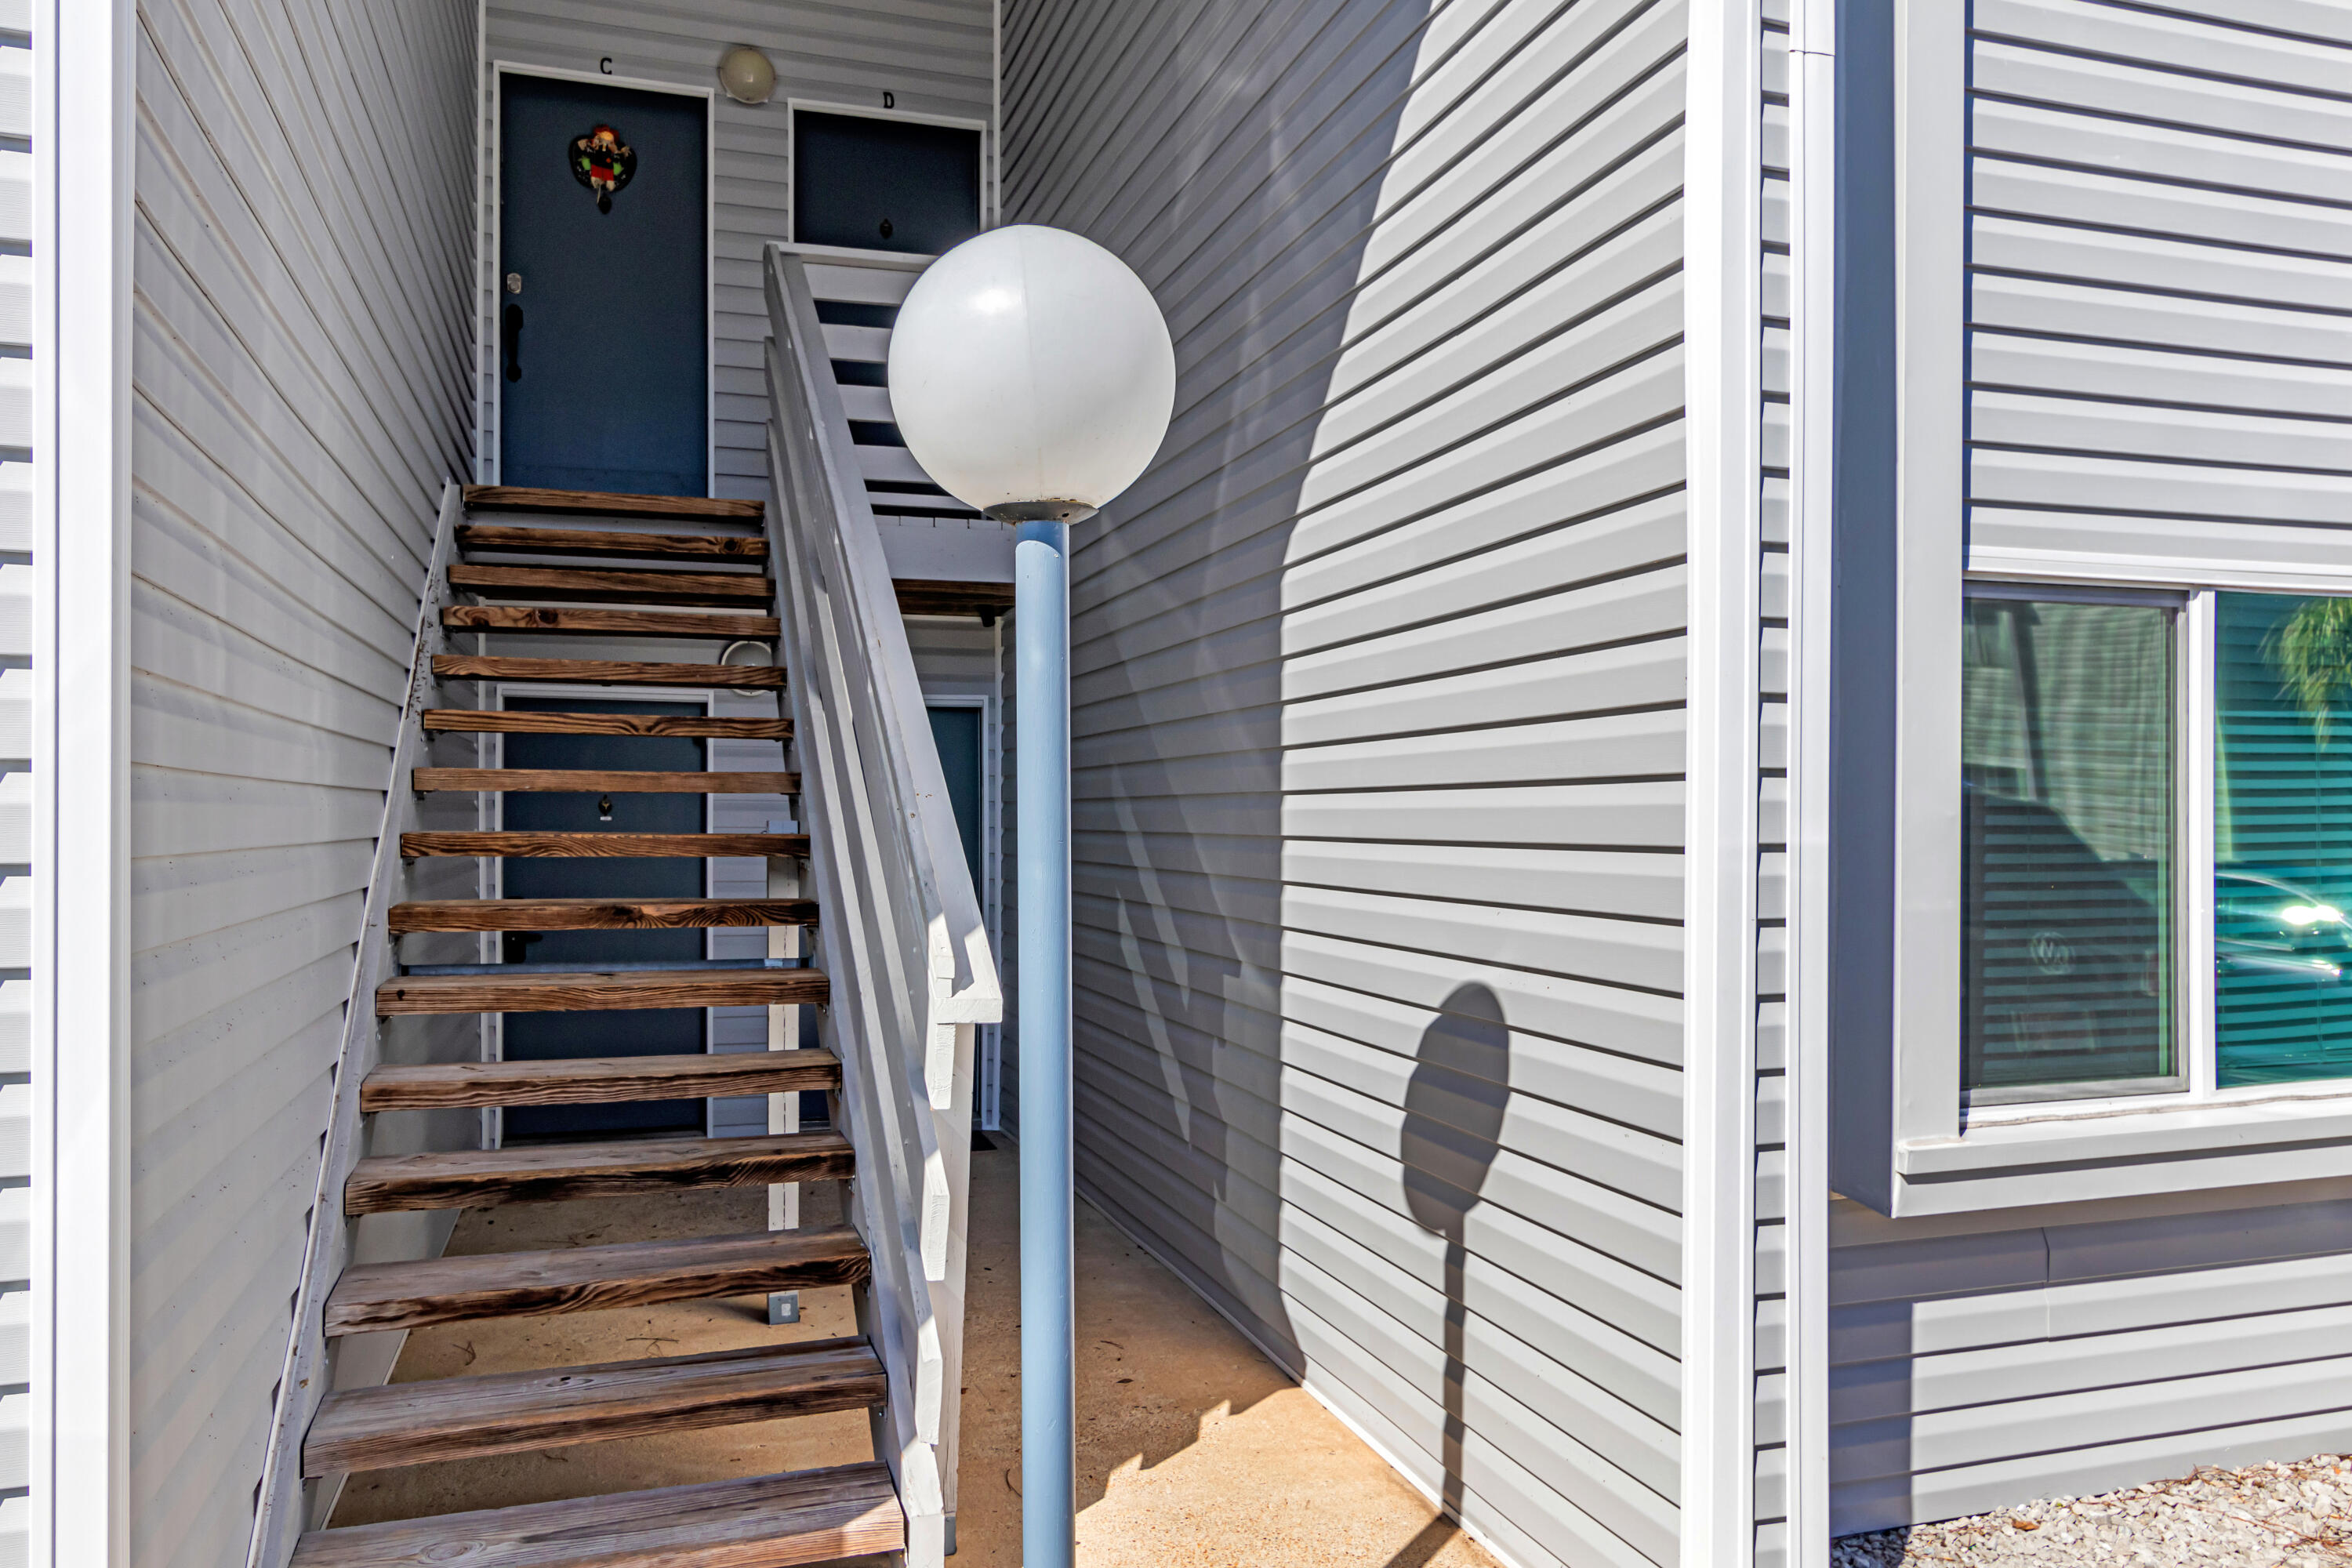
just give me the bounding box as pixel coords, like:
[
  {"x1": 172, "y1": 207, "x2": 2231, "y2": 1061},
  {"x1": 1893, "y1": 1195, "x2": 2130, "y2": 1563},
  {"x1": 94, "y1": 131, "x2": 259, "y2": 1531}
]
[{"x1": 333, "y1": 1142, "x2": 1501, "y2": 1568}]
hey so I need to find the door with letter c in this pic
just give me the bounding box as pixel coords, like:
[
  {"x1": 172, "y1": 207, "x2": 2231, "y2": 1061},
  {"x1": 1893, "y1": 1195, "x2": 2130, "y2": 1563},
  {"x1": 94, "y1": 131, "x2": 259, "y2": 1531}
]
[{"x1": 499, "y1": 73, "x2": 708, "y2": 496}]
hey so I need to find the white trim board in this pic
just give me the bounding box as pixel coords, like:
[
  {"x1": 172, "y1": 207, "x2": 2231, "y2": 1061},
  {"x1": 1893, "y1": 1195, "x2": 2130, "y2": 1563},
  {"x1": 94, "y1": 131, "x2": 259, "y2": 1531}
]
[
  {"x1": 42, "y1": 0, "x2": 134, "y2": 1562},
  {"x1": 1682, "y1": 0, "x2": 1766, "y2": 1557},
  {"x1": 1784, "y1": 1, "x2": 1836, "y2": 1560}
]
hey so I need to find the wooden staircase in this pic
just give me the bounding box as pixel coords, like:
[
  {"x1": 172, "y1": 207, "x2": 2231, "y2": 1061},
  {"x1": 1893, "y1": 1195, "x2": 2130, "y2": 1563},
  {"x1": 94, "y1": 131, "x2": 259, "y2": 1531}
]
[{"x1": 287, "y1": 486, "x2": 907, "y2": 1567}]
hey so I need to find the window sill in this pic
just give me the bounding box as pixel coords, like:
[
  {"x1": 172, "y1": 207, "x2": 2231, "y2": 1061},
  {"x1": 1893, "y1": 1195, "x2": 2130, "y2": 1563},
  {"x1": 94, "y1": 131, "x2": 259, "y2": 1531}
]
[{"x1": 1891, "y1": 1091, "x2": 2352, "y2": 1214}]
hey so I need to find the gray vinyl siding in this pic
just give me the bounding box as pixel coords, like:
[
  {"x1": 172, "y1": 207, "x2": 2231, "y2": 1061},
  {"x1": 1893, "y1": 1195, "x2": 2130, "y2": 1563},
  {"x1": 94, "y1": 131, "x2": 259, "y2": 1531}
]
[
  {"x1": 479, "y1": 0, "x2": 994, "y2": 501},
  {"x1": 1964, "y1": 0, "x2": 2352, "y2": 559},
  {"x1": 0, "y1": 8, "x2": 28, "y2": 1563},
  {"x1": 1753, "y1": 2, "x2": 1789, "y2": 1563},
  {"x1": 1834, "y1": 0, "x2": 2352, "y2": 1534},
  {"x1": 1004, "y1": 2, "x2": 1690, "y2": 1564},
  {"x1": 1830, "y1": 1192, "x2": 2352, "y2": 1534},
  {"x1": 128, "y1": 2, "x2": 475, "y2": 1565}
]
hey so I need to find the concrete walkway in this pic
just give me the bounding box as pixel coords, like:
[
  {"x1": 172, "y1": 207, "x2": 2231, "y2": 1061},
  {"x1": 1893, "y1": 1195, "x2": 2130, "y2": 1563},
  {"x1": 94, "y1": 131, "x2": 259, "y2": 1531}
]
[
  {"x1": 333, "y1": 1142, "x2": 1500, "y2": 1568},
  {"x1": 953, "y1": 1142, "x2": 1499, "y2": 1567}
]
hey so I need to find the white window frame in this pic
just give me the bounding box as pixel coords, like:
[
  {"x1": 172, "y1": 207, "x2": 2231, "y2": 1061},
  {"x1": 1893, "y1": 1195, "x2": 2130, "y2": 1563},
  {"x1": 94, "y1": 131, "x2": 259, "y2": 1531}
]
[{"x1": 1841, "y1": 0, "x2": 2352, "y2": 1215}]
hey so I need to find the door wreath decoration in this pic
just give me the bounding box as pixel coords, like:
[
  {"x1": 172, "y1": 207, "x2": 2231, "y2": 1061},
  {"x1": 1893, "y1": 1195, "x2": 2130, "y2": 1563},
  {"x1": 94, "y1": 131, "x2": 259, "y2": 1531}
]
[{"x1": 570, "y1": 124, "x2": 637, "y2": 212}]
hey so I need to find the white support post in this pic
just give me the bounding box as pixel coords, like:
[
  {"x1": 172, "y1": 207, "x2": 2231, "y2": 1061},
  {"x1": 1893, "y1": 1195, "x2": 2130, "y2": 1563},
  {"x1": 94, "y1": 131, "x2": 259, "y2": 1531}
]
[
  {"x1": 1787, "y1": 0, "x2": 1837, "y2": 1559},
  {"x1": 42, "y1": 1, "x2": 135, "y2": 1563},
  {"x1": 767, "y1": 829, "x2": 802, "y2": 1325}
]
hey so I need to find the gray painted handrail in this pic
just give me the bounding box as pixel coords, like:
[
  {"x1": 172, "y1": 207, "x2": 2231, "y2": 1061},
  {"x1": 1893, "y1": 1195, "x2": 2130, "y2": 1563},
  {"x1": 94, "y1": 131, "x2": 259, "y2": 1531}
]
[{"x1": 765, "y1": 242, "x2": 1000, "y2": 1568}]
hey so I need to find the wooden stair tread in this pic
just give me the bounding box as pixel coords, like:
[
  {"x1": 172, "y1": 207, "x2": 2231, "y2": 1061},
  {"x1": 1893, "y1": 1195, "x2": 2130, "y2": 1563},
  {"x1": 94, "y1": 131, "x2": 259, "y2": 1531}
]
[
  {"x1": 443, "y1": 606, "x2": 781, "y2": 640},
  {"x1": 290, "y1": 1462, "x2": 902, "y2": 1567},
  {"x1": 462, "y1": 485, "x2": 766, "y2": 522},
  {"x1": 361, "y1": 1050, "x2": 842, "y2": 1110},
  {"x1": 449, "y1": 563, "x2": 771, "y2": 608},
  {"x1": 401, "y1": 831, "x2": 807, "y2": 858},
  {"x1": 412, "y1": 768, "x2": 798, "y2": 794},
  {"x1": 459, "y1": 523, "x2": 768, "y2": 563},
  {"x1": 323, "y1": 1225, "x2": 869, "y2": 1334},
  {"x1": 344, "y1": 1130, "x2": 855, "y2": 1213},
  {"x1": 895, "y1": 578, "x2": 1016, "y2": 619},
  {"x1": 300, "y1": 1335, "x2": 881, "y2": 1474},
  {"x1": 422, "y1": 710, "x2": 790, "y2": 739},
  {"x1": 389, "y1": 897, "x2": 815, "y2": 933},
  {"x1": 376, "y1": 967, "x2": 829, "y2": 1017},
  {"x1": 432, "y1": 655, "x2": 783, "y2": 688}
]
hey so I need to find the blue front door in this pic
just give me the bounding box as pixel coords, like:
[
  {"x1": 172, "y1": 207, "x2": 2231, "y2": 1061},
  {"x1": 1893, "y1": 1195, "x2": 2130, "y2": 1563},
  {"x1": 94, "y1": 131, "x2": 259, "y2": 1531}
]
[
  {"x1": 499, "y1": 74, "x2": 707, "y2": 496},
  {"x1": 499, "y1": 699, "x2": 708, "y2": 1138}
]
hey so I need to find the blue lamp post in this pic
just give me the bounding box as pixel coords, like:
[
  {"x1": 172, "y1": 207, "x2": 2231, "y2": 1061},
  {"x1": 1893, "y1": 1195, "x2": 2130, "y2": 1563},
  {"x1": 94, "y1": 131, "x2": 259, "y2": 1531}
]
[{"x1": 888, "y1": 225, "x2": 1175, "y2": 1568}]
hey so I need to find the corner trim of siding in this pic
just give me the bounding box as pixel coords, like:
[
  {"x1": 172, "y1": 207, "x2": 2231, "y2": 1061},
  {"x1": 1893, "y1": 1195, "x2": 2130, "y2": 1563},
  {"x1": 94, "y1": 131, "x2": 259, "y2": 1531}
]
[
  {"x1": 1683, "y1": 0, "x2": 1766, "y2": 1561},
  {"x1": 40, "y1": 0, "x2": 135, "y2": 1562},
  {"x1": 1785, "y1": 17, "x2": 1837, "y2": 1568}
]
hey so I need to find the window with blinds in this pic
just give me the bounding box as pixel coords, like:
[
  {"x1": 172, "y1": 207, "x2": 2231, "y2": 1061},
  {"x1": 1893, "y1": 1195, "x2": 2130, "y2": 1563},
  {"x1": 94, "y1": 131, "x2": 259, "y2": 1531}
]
[
  {"x1": 1961, "y1": 591, "x2": 2178, "y2": 1102},
  {"x1": 1956, "y1": 586, "x2": 2352, "y2": 1108},
  {"x1": 2216, "y1": 592, "x2": 2352, "y2": 1087}
]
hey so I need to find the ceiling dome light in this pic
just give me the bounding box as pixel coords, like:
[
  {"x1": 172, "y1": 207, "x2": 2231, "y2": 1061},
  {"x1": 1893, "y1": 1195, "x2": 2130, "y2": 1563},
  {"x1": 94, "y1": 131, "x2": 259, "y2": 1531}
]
[
  {"x1": 717, "y1": 45, "x2": 775, "y2": 106},
  {"x1": 887, "y1": 225, "x2": 1174, "y2": 521}
]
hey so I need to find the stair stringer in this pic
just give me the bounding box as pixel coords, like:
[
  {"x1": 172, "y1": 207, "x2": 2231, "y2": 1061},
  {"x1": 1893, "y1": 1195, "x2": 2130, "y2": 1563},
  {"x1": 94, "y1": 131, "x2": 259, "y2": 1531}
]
[{"x1": 245, "y1": 481, "x2": 492, "y2": 1568}]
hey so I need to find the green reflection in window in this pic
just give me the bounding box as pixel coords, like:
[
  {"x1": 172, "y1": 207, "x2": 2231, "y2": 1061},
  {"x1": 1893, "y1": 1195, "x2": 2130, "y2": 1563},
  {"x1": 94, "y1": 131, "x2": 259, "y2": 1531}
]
[
  {"x1": 2216, "y1": 592, "x2": 2352, "y2": 1087},
  {"x1": 1962, "y1": 596, "x2": 2176, "y2": 1098}
]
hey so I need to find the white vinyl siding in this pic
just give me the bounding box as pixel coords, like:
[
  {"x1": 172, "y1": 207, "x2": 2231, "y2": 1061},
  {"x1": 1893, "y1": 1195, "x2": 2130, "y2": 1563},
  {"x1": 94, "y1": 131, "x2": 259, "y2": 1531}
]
[
  {"x1": 1004, "y1": 2, "x2": 1691, "y2": 1564},
  {"x1": 478, "y1": 0, "x2": 995, "y2": 500},
  {"x1": 1831, "y1": 0, "x2": 2352, "y2": 1533},
  {"x1": 126, "y1": 3, "x2": 475, "y2": 1566}
]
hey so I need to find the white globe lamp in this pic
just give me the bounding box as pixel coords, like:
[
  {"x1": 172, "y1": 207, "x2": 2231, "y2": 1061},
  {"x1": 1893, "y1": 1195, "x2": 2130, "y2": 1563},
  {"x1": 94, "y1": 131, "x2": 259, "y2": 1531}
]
[
  {"x1": 714, "y1": 45, "x2": 775, "y2": 106},
  {"x1": 887, "y1": 224, "x2": 1171, "y2": 1568},
  {"x1": 888, "y1": 225, "x2": 1174, "y2": 521}
]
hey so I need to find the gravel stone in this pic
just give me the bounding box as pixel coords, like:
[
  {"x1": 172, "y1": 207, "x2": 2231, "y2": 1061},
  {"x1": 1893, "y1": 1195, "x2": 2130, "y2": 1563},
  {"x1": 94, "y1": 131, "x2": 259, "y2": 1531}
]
[{"x1": 1833, "y1": 1454, "x2": 2352, "y2": 1566}]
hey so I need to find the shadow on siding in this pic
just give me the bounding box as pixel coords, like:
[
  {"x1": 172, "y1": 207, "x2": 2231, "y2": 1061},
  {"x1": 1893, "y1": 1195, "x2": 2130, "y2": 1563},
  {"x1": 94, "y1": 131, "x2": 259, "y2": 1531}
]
[
  {"x1": 1402, "y1": 982, "x2": 1511, "y2": 1540},
  {"x1": 1033, "y1": 0, "x2": 1438, "y2": 1452}
]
